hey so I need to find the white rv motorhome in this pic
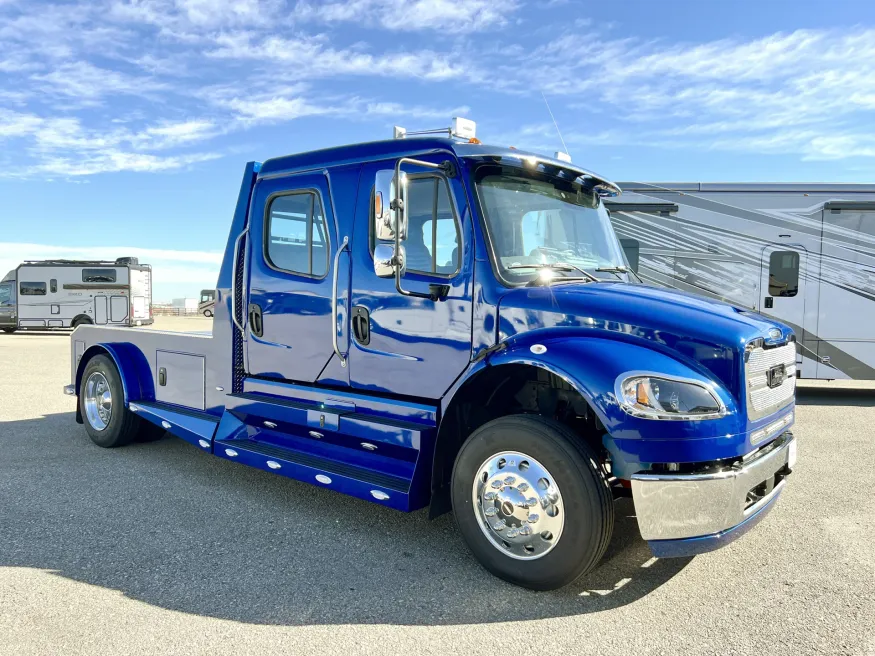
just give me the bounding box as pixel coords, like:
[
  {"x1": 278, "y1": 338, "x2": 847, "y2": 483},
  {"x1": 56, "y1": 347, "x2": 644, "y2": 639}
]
[
  {"x1": 3, "y1": 258, "x2": 153, "y2": 332},
  {"x1": 606, "y1": 182, "x2": 875, "y2": 381}
]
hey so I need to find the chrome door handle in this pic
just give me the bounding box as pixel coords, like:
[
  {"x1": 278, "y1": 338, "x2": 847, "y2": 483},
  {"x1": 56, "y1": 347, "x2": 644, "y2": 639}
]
[
  {"x1": 231, "y1": 227, "x2": 249, "y2": 334},
  {"x1": 332, "y1": 236, "x2": 349, "y2": 367}
]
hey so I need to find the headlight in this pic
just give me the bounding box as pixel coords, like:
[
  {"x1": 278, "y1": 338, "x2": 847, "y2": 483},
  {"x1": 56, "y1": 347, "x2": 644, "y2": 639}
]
[{"x1": 616, "y1": 374, "x2": 727, "y2": 420}]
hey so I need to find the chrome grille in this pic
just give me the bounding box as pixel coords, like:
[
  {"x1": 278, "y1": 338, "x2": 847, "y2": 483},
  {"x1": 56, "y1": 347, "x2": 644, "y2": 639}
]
[{"x1": 746, "y1": 342, "x2": 796, "y2": 421}]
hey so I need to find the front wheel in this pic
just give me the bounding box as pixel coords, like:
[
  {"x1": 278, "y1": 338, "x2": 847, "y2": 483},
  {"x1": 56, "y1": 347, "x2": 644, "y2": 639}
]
[
  {"x1": 1, "y1": 327, "x2": 15, "y2": 334},
  {"x1": 451, "y1": 415, "x2": 614, "y2": 590}
]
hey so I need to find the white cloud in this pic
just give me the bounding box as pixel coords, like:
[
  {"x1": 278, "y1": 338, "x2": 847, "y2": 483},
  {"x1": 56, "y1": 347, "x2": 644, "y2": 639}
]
[{"x1": 295, "y1": 0, "x2": 519, "y2": 33}]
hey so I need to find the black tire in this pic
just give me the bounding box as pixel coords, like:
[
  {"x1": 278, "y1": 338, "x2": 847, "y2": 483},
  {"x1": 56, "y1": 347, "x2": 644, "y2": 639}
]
[
  {"x1": 451, "y1": 415, "x2": 614, "y2": 590},
  {"x1": 204, "y1": 309, "x2": 213, "y2": 318},
  {"x1": 79, "y1": 355, "x2": 142, "y2": 448},
  {"x1": 72, "y1": 315, "x2": 93, "y2": 328},
  {"x1": 1, "y1": 327, "x2": 15, "y2": 334}
]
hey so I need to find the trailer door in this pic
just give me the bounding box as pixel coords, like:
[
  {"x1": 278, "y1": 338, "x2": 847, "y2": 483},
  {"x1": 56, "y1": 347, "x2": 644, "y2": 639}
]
[
  {"x1": 758, "y1": 246, "x2": 806, "y2": 368},
  {"x1": 94, "y1": 295, "x2": 108, "y2": 324}
]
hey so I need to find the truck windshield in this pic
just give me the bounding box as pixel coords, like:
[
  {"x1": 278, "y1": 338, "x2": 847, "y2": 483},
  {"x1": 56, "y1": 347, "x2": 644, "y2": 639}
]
[
  {"x1": 0, "y1": 282, "x2": 12, "y2": 306},
  {"x1": 475, "y1": 167, "x2": 629, "y2": 284}
]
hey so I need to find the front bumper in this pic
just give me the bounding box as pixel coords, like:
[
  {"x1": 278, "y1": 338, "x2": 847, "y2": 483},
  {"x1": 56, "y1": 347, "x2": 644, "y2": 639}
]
[{"x1": 631, "y1": 431, "x2": 795, "y2": 556}]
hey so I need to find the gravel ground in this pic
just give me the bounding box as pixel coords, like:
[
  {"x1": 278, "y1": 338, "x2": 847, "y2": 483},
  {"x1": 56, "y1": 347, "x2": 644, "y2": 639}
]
[{"x1": 0, "y1": 318, "x2": 873, "y2": 655}]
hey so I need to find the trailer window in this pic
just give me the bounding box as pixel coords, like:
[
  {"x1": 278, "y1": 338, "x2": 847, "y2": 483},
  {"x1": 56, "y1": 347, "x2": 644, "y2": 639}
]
[
  {"x1": 266, "y1": 191, "x2": 329, "y2": 277},
  {"x1": 50, "y1": 279, "x2": 57, "y2": 293},
  {"x1": 768, "y1": 251, "x2": 799, "y2": 297},
  {"x1": 20, "y1": 281, "x2": 46, "y2": 296},
  {"x1": 82, "y1": 268, "x2": 117, "y2": 283}
]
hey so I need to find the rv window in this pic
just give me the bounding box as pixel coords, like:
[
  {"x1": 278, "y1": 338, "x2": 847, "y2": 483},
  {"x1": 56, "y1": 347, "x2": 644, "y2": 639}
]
[
  {"x1": 50, "y1": 279, "x2": 57, "y2": 293},
  {"x1": 266, "y1": 191, "x2": 329, "y2": 277},
  {"x1": 20, "y1": 281, "x2": 47, "y2": 296},
  {"x1": 82, "y1": 268, "x2": 117, "y2": 283},
  {"x1": 768, "y1": 251, "x2": 799, "y2": 297}
]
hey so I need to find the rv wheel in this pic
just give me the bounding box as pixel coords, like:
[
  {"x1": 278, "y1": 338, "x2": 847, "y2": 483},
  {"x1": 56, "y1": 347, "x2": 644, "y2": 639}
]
[
  {"x1": 72, "y1": 315, "x2": 93, "y2": 328},
  {"x1": 1, "y1": 328, "x2": 15, "y2": 334}
]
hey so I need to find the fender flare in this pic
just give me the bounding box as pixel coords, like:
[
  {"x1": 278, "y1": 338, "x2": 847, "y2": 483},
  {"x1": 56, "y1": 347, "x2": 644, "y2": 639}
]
[
  {"x1": 429, "y1": 333, "x2": 742, "y2": 511},
  {"x1": 75, "y1": 342, "x2": 155, "y2": 406}
]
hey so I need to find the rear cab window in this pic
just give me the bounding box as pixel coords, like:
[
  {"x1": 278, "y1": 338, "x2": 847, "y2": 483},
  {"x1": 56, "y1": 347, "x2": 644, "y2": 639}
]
[{"x1": 266, "y1": 191, "x2": 329, "y2": 278}]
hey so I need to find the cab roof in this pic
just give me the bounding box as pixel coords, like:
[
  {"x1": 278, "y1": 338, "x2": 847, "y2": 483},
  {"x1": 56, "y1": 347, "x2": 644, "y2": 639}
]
[{"x1": 257, "y1": 137, "x2": 620, "y2": 194}]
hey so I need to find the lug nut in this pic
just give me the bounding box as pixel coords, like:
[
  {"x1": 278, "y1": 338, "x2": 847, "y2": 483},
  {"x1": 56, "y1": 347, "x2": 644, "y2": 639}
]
[
  {"x1": 490, "y1": 480, "x2": 502, "y2": 489},
  {"x1": 485, "y1": 506, "x2": 497, "y2": 517},
  {"x1": 484, "y1": 491, "x2": 497, "y2": 501},
  {"x1": 527, "y1": 514, "x2": 539, "y2": 524},
  {"x1": 503, "y1": 476, "x2": 516, "y2": 485},
  {"x1": 519, "y1": 525, "x2": 532, "y2": 536},
  {"x1": 518, "y1": 482, "x2": 529, "y2": 492}
]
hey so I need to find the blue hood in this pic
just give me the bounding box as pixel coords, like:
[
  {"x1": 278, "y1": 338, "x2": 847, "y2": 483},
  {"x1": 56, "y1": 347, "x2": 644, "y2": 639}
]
[{"x1": 497, "y1": 282, "x2": 793, "y2": 397}]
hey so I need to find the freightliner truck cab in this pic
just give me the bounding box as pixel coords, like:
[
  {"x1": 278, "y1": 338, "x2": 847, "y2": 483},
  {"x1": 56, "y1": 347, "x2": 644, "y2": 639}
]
[{"x1": 65, "y1": 120, "x2": 797, "y2": 590}]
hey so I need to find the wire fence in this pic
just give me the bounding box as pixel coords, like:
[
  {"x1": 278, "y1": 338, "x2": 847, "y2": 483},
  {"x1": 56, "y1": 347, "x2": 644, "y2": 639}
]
[{"x1": 151, "y1": 306, "x2": 203, "y2": 316}]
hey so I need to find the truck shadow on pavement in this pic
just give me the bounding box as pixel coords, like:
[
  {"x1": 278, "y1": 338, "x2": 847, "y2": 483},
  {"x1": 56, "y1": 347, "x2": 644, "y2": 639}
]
[{"x1": 0, "y1": 412, "x2": 691, "y2": 626}]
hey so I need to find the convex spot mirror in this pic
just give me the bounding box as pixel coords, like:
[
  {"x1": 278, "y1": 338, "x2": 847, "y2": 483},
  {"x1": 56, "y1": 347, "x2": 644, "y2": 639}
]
[
  {"x1": 374, "y1": 243, "x2": 406, "y2": 279},
  {"x1": 374, "y1": 169, "x2": 408, "y2": 242}
]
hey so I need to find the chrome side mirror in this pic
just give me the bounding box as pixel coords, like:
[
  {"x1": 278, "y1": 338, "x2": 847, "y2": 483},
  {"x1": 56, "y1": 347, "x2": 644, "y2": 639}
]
[
  {"x1": 374, "y1": 243, "x2": 406, "y2": 278},
  {"x1": 374, "y1": 169, "x2": 407, "y2": 242}
]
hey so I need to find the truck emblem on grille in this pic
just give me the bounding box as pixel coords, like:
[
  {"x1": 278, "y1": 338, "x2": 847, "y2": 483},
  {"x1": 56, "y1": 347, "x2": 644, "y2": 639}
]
[{"x1": 767, "y1": 364, "x2": 786, "y2": 388}]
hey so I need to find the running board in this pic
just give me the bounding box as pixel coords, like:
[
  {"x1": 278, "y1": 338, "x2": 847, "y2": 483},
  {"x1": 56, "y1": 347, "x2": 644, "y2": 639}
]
[
  {"x1": 213, "y1": 409, "x2": 421, "y2": 511},
  {"x1": 129, "y1": 401, "x2": 219, "y2": 449}
]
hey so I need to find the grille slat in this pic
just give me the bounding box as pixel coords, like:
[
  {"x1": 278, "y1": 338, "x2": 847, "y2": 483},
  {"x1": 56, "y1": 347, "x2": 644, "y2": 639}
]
[{"x1": 746, "y1": 342, "x2": 796, "y2": 421}]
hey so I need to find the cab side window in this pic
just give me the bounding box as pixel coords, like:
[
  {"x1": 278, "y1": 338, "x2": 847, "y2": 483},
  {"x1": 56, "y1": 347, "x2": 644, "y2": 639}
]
[
  {"x1": 266, "y1": 191, "x2": 329, "y2": 278},
  {"x1": 405, "y1": 177, "x2": 460, "y2": 276}
]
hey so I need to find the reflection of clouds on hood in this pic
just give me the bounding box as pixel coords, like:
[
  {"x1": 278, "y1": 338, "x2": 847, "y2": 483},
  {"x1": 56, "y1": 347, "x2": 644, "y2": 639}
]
[{"x1": 0, "y1": 243, "x2": 221, "y2": 302}]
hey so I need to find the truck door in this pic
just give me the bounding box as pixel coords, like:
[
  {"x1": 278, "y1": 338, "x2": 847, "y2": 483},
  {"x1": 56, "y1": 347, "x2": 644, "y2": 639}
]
[
  {"x1": 245, "y1": 172, "x2": 341, "y2": 383},
  {"x1": 758, "y1": 245, "x2": 806, "y2": 370},
  {"x1": 347, "y1": 158, "x2": 474, "y2": 398}
]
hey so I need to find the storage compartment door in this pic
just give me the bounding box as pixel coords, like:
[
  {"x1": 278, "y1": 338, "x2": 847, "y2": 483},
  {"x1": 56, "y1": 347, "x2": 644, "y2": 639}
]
[
  {"x1": 155, "y1": 351, "x2": 206, "y2": 410},
  {"x1": 110, "y1": 295, "x2": 128, "y2": 323},
  {"x1": 94, "y1": 296, "x2": 108, "y2": 324}
]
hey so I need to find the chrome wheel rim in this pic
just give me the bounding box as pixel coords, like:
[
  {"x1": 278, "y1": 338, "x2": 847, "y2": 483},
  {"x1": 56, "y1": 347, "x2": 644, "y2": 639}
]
[
  {"x1": 84, "y1": 372, "x2": 112, "y2": 431},
  {"x1": 472, "y1": 451, "x2": 565, "y2": 560}
]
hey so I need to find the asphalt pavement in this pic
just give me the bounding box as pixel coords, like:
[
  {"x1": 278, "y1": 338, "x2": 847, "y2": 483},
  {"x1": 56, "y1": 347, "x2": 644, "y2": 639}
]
[{"x1": 0, "y1": 319, "x2": 873, "y2": 655}]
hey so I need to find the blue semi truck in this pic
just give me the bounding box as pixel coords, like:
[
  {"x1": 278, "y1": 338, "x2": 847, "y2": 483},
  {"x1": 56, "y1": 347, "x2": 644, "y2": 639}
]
[{"x1": 65, "y1": 121, "x2": 797, "y2": 590}]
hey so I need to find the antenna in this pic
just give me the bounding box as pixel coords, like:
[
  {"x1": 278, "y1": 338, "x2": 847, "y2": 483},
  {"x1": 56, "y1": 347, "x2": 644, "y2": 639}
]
[{"x1": 541, "y1": 92, "x2": 569, "y2": 159}]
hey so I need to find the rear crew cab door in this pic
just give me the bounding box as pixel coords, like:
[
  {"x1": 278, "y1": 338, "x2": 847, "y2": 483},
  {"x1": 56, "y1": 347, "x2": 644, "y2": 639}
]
[{"x1": 245, "y1": 172, "x2": 344, "y2": 384}]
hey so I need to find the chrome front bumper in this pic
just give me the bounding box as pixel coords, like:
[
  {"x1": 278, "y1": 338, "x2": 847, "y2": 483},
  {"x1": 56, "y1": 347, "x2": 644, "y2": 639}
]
[{"x1": 630, "y1": 432, "x2": 795, "y2": 542}]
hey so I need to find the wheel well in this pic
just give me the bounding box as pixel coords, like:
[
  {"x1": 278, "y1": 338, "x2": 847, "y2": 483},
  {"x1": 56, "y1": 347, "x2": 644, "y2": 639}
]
[
  {"x1": 430, "y1": 363, "x2": 607, "y2": 517},
  {"x1": 72, "y1": 314, "x2": 93, "y2": 327}
]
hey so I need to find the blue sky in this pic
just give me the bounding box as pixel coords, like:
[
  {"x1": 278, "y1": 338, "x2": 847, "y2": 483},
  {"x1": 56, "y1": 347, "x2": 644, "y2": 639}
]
[{"x1": 3, "y1": 0, "x2": 875, "y2": 300}]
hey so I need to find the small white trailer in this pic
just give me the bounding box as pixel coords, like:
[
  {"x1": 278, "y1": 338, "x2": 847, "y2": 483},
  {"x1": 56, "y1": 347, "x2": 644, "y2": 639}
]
[{"x1": 2, "y1": 258, "x2": 153, "y2": 332}]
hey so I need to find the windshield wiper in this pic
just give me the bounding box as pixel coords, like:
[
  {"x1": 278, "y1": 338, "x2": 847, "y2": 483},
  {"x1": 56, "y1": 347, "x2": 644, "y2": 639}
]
[
  {"x1": 507, "y1": 262, "x2": 599, "y2": 284},
  {"x1": 596, "y1": 266, "x2": 643, "y2": 282}
]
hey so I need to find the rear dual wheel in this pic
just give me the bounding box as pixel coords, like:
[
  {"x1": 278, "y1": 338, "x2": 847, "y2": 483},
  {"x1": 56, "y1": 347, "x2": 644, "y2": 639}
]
[{"x1": 451, "y1": 415, "x2": 614, "y2": 591}]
